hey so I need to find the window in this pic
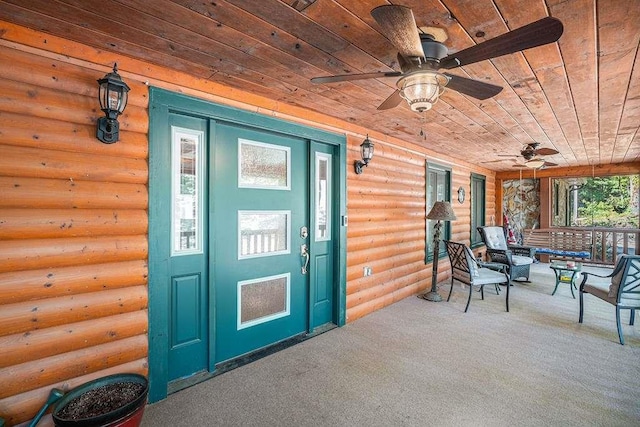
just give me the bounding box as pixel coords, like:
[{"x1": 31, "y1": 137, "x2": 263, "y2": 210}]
[
  {"x1": 426, "y1": 162, "x2": 451, "y2": 263},
  {"x1": 171, "y1": 126, "x2": 204, "y2": 256},
  {"x1": 470, "y1": 174, "x2": 486, "y2": 248}
]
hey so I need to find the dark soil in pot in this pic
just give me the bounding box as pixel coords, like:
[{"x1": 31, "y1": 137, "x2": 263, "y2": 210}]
[
  {"x1": 56, "y1": 382, "x2": 144, "y2": 420},
  {"x1": 53, "y1": 373, "x2": 148, "y2": 427}
]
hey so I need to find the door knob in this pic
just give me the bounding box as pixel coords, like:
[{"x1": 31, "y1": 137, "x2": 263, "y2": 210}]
[{"x1": 300, "y1": 243, "x2": 309, "y2": 274}]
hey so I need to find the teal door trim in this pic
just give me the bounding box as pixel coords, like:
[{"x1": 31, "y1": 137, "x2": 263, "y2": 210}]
[{"x1": 148, "y1": 87, "x2": 346, "y2": 402}]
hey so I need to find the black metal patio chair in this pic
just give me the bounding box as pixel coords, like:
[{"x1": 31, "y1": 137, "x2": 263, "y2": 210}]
[
  {"x1": 444, "y1": 240, "x2": 511, "y2": 312},
  {"x1": 579, "y1": 255, "x2": 640, "y2": 345}
]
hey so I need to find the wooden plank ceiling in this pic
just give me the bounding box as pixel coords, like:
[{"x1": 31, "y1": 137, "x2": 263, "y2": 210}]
[{"x1": 0, "y1": 0, "x2": 638, "y2": 171}]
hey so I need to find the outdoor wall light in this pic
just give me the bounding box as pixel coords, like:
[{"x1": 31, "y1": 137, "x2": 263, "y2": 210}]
[
  {"x1": 354, "y1": 135, "x2": 374, "y2": 174},
  {"x1": 96, "y1": 63, "x2": 130, "y2": 144}
]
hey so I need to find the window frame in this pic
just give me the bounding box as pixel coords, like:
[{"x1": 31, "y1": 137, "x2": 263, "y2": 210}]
[
  {"x1": 425, "y1": 161, "x2": 452, "y2": 263},
  {"x1": 470, "y1": 173, "x2": 486, "y2": 248}
]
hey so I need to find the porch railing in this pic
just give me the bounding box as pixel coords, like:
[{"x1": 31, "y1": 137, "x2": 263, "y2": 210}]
[
  {"x1": 552, "y1": 227, "x2": 640, "y2": 266},
  {"x1": 589, "y1": 227, "x2": 640, "y2": 265}
]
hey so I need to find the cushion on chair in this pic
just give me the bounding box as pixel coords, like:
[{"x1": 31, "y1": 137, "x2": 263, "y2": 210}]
[
  {"x1": 464, "y1": 246, "x2": 479, "y2": 277},
  {"x1": 608, "y1": 264, "x2": 626, "y2": 297},
  {"x1": 584, "y1": 283, "x2": 617, "y2": 305},
  {"x1": 474, "y1": 268, "x2": 509, "y2": 286},
  {"x1": 482, "y1": 227, "x2": 508, "y2": 250},
  {"x1": 512, "y1": 255, "x2": 534, "y2": 266}
]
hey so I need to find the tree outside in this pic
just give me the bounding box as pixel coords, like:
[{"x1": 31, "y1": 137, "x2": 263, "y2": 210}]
[{"x1": 576, "y1": 175, "x2": 639, "y2": 228}]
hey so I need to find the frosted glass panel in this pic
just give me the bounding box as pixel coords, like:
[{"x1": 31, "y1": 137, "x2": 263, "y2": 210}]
[
  {"x1": 237, "y1": 273, "x2": 290, "y2": 329},
  {"x1": 238, "y1": 139, "x2": 290, "y2": 190},
  {"x1": 171, "y1": 127, "x2": 203, "y2": 255},
  {"x1": 238, "y1": 211, "x2": 290, "y2": 259},
  {"x1": 315, "y1": 153, "x2": 331, "y2": 241}
]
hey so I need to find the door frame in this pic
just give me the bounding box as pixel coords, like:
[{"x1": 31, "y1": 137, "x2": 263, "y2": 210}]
[{"x1": 148, "y1": 87, "x2": 347, "y2": 402}]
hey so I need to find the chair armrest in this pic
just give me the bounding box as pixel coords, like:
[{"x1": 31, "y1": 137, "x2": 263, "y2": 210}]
[
  {"x1": 478, "y1": 261, "x2": 508, "y2": 274},
  {"x1": 485, "y1": 248, "x2": 513, "y2": 265},
  {"x1": 579, "y1": 270, "x2": 614, "y2": 291},
  {"x1": 508, "y1": 244, "x2": 536, "y2": 258}
]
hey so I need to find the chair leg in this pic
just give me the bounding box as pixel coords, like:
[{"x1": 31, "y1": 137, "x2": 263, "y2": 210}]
[
  {"x1": 578, "y1": 289, "x2": 584, "y2": 323},
  {"x1": 494, "y1": 284, "x2": 500, "y2": 295},
  {"x1": 616, "y1": 307, "x2": 625, "y2": 345},
  {"x1": 505, "y1": 280, "x2": 510, "y2": 312},
  {"x1": 480, "y1": 285, "x2": 484, "y2": 300},
  {"x1": 447, "y1": 278, "x2": 454, "y2": 302},
  {"x1": 465, "y1": 284, "x2": 473, "y2": 313},
  {"x1": 630, "y1": 309, "x2": 635, "y2": 326}
]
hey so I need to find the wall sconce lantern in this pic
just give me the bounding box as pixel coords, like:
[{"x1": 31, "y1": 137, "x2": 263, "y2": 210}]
[
  {"x1": 97, "y1": 63, "x2": 130, "y2": 144},
  {"x1": 354, "y1": 135, "x2": 374, "y2": 174}
]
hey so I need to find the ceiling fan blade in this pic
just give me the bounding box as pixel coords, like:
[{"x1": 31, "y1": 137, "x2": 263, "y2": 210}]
[
  {"x1": 377, "y1": 90, "x2": 403, "y2": 110},
  {"x1": 440, "y1": 17, "x2": 563, "y2": 69},
  {"x1": 480, "y1": 159, "x2": 510, "y2": 164},
  {"x1": 443, "y1": 73, "x2": 503, "y2": 100},
  {"x1": 535, "y1": 147, "x2": 560, "y2": 156},
  {"x1": 311, "y1": 71, "x2": 401, "y2": 84},
  {"x1": 543, "y1": 161, "x2": 558, "y2": 167},
  {"x1": 371, "y1": 5, "x2": 425, "y2": 60}
]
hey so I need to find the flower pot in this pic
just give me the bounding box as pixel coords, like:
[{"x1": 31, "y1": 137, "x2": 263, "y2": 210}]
[{"x1": 52, "y1": 373, "x2": 148, "y2": 427}]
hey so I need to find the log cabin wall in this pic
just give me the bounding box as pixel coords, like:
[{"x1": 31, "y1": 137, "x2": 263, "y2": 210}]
[
  {"x1": 0, "y1": 22, "x2": 495, "y2": 425},
  {"x1": 0, "y1": 44, "x2": 149, "y2": 425},
  {"x1": 346, "y1": 141, "x2": 496, "y2": 321}
]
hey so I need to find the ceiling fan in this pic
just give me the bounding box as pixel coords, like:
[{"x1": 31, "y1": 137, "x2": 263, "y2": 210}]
[
  {"x1": 511, "y1": 142, "x2": 560, "y2": 168},
  {"x1": 481, "y1": 142, "x2": 559, "y2": 168},
  {"x1": 311, "y1": 5, "x2": 563, "y2": 113}
]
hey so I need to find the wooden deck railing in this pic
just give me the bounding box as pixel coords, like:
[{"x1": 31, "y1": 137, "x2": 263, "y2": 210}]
[
  {"x1": 589, "y1": 227, "x2": 640, "y2": 265},
  {"x1": 534, "y1": 227, "x2": 640, "y2": 266}
]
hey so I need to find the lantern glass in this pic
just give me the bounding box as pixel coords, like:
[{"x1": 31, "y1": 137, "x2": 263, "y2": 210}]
[
  {"x1": 96, "y1": 64, "x2": 130, "y2": 144},
  {"x1": 360, "y1": 139, "x2": 374, "y2": 164}
]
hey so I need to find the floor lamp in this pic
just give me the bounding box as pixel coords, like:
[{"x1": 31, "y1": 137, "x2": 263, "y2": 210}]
[{"x1": 420, "y1": 201, "x2": 457, "y2": 302}]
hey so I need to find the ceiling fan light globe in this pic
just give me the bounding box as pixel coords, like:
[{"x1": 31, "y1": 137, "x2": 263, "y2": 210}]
[
  {"x1": 399, "y1": 72, "x2": 447, "y2": 112},
  {"x1": 525, "y1": 158, "x2": 545, "y2": 169}
]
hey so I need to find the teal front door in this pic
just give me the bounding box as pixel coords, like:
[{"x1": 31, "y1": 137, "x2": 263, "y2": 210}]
[
  {"x1": 149, "y1": 88, "x2": 347, "y2": 402},
  {"x1": 166, "y1": 113, "x2": 210, "y2": 382},
  {"x1": 213, "y1": 123, "x2": 310, "y2": 362}
]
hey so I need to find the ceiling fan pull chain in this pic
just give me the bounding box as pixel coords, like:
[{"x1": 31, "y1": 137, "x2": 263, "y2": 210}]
[{"x1": 419, "y1": 111, "x2": 427, "y2": 139}]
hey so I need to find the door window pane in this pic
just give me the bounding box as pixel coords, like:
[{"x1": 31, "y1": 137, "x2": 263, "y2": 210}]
[
  {"x1": 171, "y1": 127, "x2": 204, "y2": 256},
  {"x1": 315, "y1": 153, "x2": 332, "y2": 241},
  {"x1": 238, "y1": 211, "x2": 290, "y2": 259},
  {"x1": 238, "y1": 273, "x2": 290, "y2": 329},
  {"x1": 238, "y1": 139, "x2": 290, "y2": 190}
]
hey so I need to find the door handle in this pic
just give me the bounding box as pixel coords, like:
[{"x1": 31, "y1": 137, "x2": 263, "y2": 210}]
[{"x1": 300, "y1": 244, "x2": 310, "y2": 275}]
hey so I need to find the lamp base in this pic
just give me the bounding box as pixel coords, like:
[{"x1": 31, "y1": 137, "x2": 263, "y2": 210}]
[{"x1": 418, "y1": 290, "x2": 443, "y2": 302}]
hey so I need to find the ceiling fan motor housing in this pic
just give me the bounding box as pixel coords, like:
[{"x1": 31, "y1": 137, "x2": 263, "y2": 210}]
[{"x1": 420, "y1": 35, "x2": 448, "y2": 62}]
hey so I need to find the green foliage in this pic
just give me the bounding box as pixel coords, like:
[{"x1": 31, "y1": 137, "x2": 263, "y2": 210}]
[{"x1": 578, "y1": 175, "x2": 638, "y2": 227}]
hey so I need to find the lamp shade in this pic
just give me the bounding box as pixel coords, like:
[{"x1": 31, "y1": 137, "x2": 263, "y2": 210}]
[{"x1": 427, "y1": 201, "x2": 457, "y2": 221}]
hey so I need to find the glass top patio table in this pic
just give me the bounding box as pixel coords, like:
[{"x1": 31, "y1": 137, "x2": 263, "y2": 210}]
[{"x1": 549, "y1": 261, "x2": 583, "y2": 298}]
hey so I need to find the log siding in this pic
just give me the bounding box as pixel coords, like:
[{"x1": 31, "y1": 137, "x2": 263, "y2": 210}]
[{"x1": 0, "y1": 44, "x2": 149, "y2": 425}]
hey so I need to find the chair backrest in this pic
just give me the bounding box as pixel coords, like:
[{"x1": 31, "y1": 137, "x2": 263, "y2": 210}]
[
  {"x1": 444, "y1": 240, "x2": 478, "y2": 285},
  {"x1": 615, "y1": 255, "x2": 640, "y2": 308},
  {"x1": 477, "y1": 226, "x2": 508, "y2": 250}
]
